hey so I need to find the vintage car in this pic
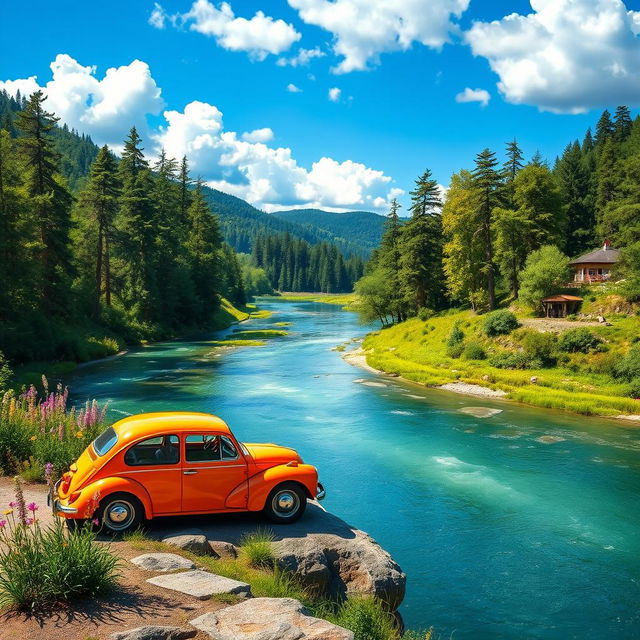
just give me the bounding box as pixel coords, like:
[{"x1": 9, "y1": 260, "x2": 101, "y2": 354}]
[{"x1": 51, "y1": 412, "x2": 325, "y2": 533}]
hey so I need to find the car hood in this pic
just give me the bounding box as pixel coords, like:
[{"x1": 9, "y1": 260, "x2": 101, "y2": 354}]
[{"x1": 242, "y1": 442, "x2": 302, "y2": 465}]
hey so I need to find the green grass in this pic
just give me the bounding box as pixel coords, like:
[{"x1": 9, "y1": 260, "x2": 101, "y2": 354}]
[
  {"x1": 210, "y1": 297, "x2": 251, "y2": 328},
  {"x1": 232, "y1": 329, "x2": 288, "y2": 339},
  {"x1": 262, "y1": 292, "x2": 358, "y2": 310},
  {"x1": 206, "y1": 339, "x2": 266, "y2": 348},
  {"x1": 239, "y1": 528, "x2": 276, "y2": 568},
  {"x1": 362, "y1": 309, "x2": 640, "y2": 418},
  {"x1": 274, "y1": 322, "x2": 293, "y2": 327}
]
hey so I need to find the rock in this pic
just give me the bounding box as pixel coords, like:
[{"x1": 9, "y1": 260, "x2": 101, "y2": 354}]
[
  {"x1": 110, "y1": 626, "x2": 196, "y2": 640},
  {"x1": 147, "y1": 569, "x2": 251, "y2": 600},
  {"x1": 481, "y1": 374, "x2": 490, "y2": 381},
  {"x1": 130, "y1": 553, "x2": 195, "y2": 572},
  {"x1": 530, "y1": 376, "x2": 538, "y2": 384},
  {"x1": 598, "y1": 315, "x2": 606, "y2": 323},
  {"x1": 162, "y1": 530, "x2": 211, "y2": 555},
  {"x1": 536, "y1": 435, "x2": 566, "y2": 444},
  {"x1": 272, "y1": 528, "x2": 405, "y2": 611},
  {"x1": 189, "y1": 597, "x2": 353, "y2": 640},
  {"x1": 457, "y1": 407, "x2": 503, "y2": 418},
  {"x1": 208, "y1": 540, "x2": 239, "y2": 559}
]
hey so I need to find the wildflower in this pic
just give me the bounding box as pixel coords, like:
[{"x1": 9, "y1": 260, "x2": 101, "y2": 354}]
[
  {"x1": 27, "y1": 502, "x2": 38, "y2": 513},
  {"x1": 63, "y1": 542, "x2": 68, "y2": 548},
  {"x1": 44, "y1": 462, "x2": 54, "y2": 490},
  {"x1": 13, "y1": 476, "x2": 27, "y2": 525},
  {"x1": 2, "y1": 509, "x2": 12, "y2": 516},
  {"x1": 8, "y1": 501, "x2": 15, "y2": 508},
  {"x1": 0, "y1": 520, "x2": 6, "y2": 528},
  {"x1": 30, "y1": 435, "x2": 37, "y2": 441},
  {"x1": 92, "y1": 518, "x2": 100, "y2": 526},
  {"x1": 75, "y1": 431, "x2": 83, "y2": 438},
  {"x1": 25, "y1": 517, "x2": 33, "y2": 525}
]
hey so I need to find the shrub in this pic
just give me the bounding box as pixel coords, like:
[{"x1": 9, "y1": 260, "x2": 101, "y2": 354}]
[
  {"x1": 446, "y1": 342, "x2": 465, "y2": 359},
  {"x1": 483, "y1": 310, "x2": 520, "y2": 337},
  {"x1": 417, "y1": 308, "x2": 435, "y2": 321},
  {"x1": 627, "y1": 378, "x2": 640, "y2": 399},
  {"x1": 615, "y1": 343, "x2": 640, "y2": 381},
  {"x1": 240, "y1": 528, "x2": 275, "y2": 568},
  {"x1": 489, "y1": 352, "x2": 537, "y2": 370},
  {"x1": 0, "y1": 478, "x2": 119, "y2": 611},
  {"x1": 557, "y1": 328, "x2": 603, "y2": 353},
  {"x1": 0, "y1": 352, "x2": 11, "y2": 391},
  {"x1": 521, "y1": 331, "x2": 558, "y2": 367},
  {"x1": 462, "y1": 342, "x2": 487, "y2": 360},
  {"x1": 324, "y1": 597, "x2": 398, "y2": 640}
]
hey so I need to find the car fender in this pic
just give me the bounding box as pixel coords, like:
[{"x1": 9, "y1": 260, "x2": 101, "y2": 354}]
[
  {"x1": 246, "y1": 463, "x2": 318, "y2": 512},
  {"x1": 69, "y1": 476, "x2": 154, "y2": 519}
]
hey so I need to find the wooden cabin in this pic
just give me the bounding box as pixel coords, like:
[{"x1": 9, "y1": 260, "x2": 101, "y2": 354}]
[
  {"x1": 541, "y1": 295, "x2": 583, "y2": 318},
  {"x1": 569, "y1": 240, "x2": 619, "y2": 284}
]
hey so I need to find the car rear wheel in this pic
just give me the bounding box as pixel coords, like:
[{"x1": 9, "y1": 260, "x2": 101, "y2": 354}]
[
  {"x1": 97, "y1": 492, "x2": 143, "y2": 534},
  {"x1": 263, "y1": 482, "x2": 307, "y2": 523}
]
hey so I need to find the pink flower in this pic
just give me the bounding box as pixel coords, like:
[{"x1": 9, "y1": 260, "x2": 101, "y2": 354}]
[
  {"x1": 0, "y1": 520, "x2": 6, "y2": 528},
  {"x1": 25, "y1": 518, "x2": 33, "y2": 525},
  {"x1": 27, "y1": 502, "x2": 38, "y2": 513},
  {"x1": 92, "y1": 518, "x2": 100, "y2": 526},
  {"x1": 8, "y1": 501, "x2": 15, "y2": 508}
]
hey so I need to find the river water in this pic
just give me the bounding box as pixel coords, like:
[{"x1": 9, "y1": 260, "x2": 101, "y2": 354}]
[{"x1": 66, "y1": 299, "x2": 640, "y2": 639}]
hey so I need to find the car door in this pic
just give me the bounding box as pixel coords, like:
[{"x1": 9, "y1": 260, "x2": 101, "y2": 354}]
[
  {"x1": 119, "y1": 434, "x2": 182, "y2": 514},
  {"x1": 181, "y1": 433, "x2": 248, "y2": 512}
]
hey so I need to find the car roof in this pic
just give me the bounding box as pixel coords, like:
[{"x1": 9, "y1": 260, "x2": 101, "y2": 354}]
[{"x1": 112, "y1": 412, "x2": 232, "y2": 445}]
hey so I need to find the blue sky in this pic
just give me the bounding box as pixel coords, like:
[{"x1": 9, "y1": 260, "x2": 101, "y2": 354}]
[{"x1": 2, "y1": 0, "x2": 640, "y2": 213}]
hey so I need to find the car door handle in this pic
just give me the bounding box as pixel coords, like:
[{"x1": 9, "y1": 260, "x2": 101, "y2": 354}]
[{"x1": 183, "y1": 470, "x2": 198, "y2": 475}]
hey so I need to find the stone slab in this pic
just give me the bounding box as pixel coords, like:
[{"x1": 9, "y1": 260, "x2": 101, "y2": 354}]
[
  {"x1": 131, "y1": 553, "x2": 196, "y2": 572},
  {"x1": 147, "y1": 569, "x2": 251, "y2": 600}
]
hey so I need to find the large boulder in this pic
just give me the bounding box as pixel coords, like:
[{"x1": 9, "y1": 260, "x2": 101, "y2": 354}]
[
  {"x1": 272, "y1": 517, "x2": 405, "y2": 610},
  {"x1": 162, "y1": 530, "x2": 211, "y2": 555},
  {"x1": 189, "y1": 597, "x2": 353, "y2": 640}
]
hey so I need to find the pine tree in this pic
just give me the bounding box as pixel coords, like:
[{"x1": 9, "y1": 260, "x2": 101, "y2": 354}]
[
  {"x1": 16, "y1": 90, "x2": 74, "y2": 315},
  {"x1": 178, "y1": 155, "x2": 192, "y2": 234},
  {"x1": 595, "y1": 109, "x2": 614, "y2": 146},
  {"x1": 595, "y1": 137, "x2": 618, "y2": 231},
  {"x1": 75, "y1": 145, "x2": 120, "y2": 313},
  {"x1": 502, "y1": 139, "x2": 524, "y2": 203},
  {"x1": 614, "y1": 105, "x2": 632, "y2": 143},
  {"x1": 471, "y1": 149, "x2": 501, "y2": 310},
  {"x1": 399, "y1": 169, "x2": 445, "y2": 312}
]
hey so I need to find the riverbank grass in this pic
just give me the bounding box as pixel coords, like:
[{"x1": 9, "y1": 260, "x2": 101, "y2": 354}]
[
  {"x1": 363, "y1": 310, "x2": 640, "y2": 417},
  {"x1": 262, "y1": 292, "x2": 358, "y2": 310}
]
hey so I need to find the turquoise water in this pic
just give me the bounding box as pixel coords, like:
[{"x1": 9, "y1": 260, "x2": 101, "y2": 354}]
[{"x1": 66, "y1": 300, "x2": 640, "y2": 639}]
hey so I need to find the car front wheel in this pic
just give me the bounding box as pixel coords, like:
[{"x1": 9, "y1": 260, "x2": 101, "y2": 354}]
[
  {"x1": 96, "y1": 492, "x2": 143, "y2": 534},
  {"x1": 263, "y1": 482, "x2": 307, "y2": 523}
]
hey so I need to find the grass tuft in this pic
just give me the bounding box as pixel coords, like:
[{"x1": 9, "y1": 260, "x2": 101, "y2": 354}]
[{"x1": 239, "y1": 527, "x2": 276, "y2": 568}]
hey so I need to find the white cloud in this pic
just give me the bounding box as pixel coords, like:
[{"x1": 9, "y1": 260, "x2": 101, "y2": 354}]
[
  {"x1": 241, "y1": 127, "x2": 274, "y2": 143},
  {"x1": 328, "y1": 87, "x2": 341, "y2": 102},
  {"x1": 159, "y1": 0, "x2": 301, "y2": 60},
  {"x1": 277, "y1": 47, "x2": 326, "y2": 67},
  {"x1": 466, "y1": 0, "x2": 640, "y2": 113},
  {"x1": 455, "y1": 87, "x2": 490, "y2": 107},
  {"x1": 287, "y1": 83, "x2": 302, "y2": 92},
  {"x1": 288, "y1": 0, "x2": 470, "y2": 73},
  {"x1": 148, "y1": 2, "x2": 167, "y2": 29},
  {"x1": 0, "y1": 54, "x2": 164, "y2": 150}
]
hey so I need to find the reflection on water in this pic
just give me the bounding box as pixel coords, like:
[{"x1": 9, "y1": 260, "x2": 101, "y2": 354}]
[{"x1": 66, "y1": 299, "x2": 640, "y2": 639}]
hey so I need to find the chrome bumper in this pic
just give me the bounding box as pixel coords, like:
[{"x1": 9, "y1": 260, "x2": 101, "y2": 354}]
[
  {"x1": 48, "y1": 479, "x2": 78, "y2": 514},
  {"x1": 316, "y1": 482, "x2": 326, "y2": 501}
]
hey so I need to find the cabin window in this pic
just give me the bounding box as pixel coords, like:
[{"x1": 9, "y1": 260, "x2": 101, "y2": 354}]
[
  {"x1": 125, "y1": 435, "x2": 180, "y2": 466},
  {"x1": 93, "y1": 427, "x2": 118, "y2": 457},
  {"x1": 185, "y1": 434, "x2": 222, "y2": 462}
]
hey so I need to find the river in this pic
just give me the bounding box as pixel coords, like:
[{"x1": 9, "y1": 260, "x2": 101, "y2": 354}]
[{"x1": 66, "y1": 299, "x2": 640, "y2": 639}]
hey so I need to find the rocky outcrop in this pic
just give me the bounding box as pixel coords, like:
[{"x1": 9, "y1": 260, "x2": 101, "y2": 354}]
[
  {"x1": 189, "y1": 597, "x2": 353, "y2": 640},
  {"x1": 271, "y1": 511, "x2": 405, "y2": 611}
]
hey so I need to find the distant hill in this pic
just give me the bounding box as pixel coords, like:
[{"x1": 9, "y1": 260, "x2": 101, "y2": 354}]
[{"x1": 271, "y1": 209, "x2": 385, "y2": 255}]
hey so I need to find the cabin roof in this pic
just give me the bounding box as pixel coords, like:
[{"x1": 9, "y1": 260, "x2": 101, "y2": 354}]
[
  {"x1": 569, "y1": 247, "x2": 619, "y2": 265},
  {"x1": 542, "y1": 295, "x2": 583, "y2": 303}
]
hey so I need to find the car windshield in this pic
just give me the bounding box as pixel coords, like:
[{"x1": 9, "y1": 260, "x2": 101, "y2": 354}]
[{"x1": 92, "y1": 426, "x2": 118, "y2": 457}]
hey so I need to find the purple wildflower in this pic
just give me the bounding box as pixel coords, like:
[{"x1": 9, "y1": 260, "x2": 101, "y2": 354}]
[{"x1": 27, "y1": 502, "x2": 38, "y2": 513}]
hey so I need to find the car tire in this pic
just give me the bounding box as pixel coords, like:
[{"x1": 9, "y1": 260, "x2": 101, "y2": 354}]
[
  {"x1": 96, "y1": 492, "x2": 144, "y2": 535},
  {"x1": 263, "y1": 482, "x2": 307, "y2": 524}
]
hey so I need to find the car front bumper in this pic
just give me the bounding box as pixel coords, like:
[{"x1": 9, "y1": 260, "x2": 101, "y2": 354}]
[
  {"x1": 47, "y1": 480, "x2": 78, "y2": 515},
  {"x1": 316, "y1": 482, "x2": 326, "y2": 501}
]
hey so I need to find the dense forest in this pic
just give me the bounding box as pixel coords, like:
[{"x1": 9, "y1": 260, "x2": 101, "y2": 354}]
[{"x1": 358, "y1": 106, "x2": 640, "y2": 324}]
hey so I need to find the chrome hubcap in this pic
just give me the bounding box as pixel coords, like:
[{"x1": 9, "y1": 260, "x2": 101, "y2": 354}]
[
  {"x1": 106, "y1": 500, "x2": 134, "y2": 530},
  {"x1": 273, "y1": 491, "x2": 299, "y2": 517}
]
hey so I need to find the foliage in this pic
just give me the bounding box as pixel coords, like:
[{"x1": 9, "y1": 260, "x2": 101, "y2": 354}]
[
  {"x1": 322, "y1": 597, "x2": 399, "y2": 640},
  {"x1": 417, "y1": 308, "x2": 436, "y2": 321},
  {"x1": 239, "y1": 528, "x2": 276, "y2": 569},
  {"x1": 518, "y1": 246, "x2": 571, "y2": 313},
  {"x1": 520, "y1": 330, "x2": 558, "y2": 367},
  {"x1": 0, "y1": 352, "x2": 11, "y2": 390},
  {"x1": 614, "y1": 343, "x2": 640, "y2": 381},
  {"x1": 483, "y1": 310, "x2": 520, "y2": 336},
  {"x1": 0, "y1": 479, "x2": 119, "y2": 611},
  {"x1": 557, "y1": 328, "x2": 604, "y2": 353},
  {"x1": 626, "y1": 378, "x2": 640, "y2": 399},
  {"x1": 462, "y1": 342, "x2": 487, "y2": 360},
  {"x1": 0, "y1": 377, "x2": 106, "y2": 477},
  {"x1": 489, "y1": 351, "x2": 535, "y2": 370},
  {"x1": 445, "y1": 321, "x2": 465, "y2": 358}
]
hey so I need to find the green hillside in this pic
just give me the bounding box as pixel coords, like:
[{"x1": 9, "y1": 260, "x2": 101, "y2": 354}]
[{"x1": 271, "y1": 208, "x2": 385, "y2": 254}]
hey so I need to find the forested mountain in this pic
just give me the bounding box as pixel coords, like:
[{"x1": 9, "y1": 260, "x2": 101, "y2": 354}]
[
  {"x1": 270, "y1": 209, "x2": 385, "y2": 255},
  {"x1": 358, "y1": 106, "x2": 640, "y2": 324}
]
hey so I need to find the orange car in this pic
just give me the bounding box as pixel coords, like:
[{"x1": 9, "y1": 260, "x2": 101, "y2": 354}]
[{"x1": 50, "y1": 412, "x2": 325, "y2": 533}]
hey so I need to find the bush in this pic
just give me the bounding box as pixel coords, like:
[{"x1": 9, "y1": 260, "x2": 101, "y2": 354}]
[
  {"x1": 324, "y1": 597, "x2": 398, "y2": 640},
  {"x1": 627, "y1": 378, "x2": 640, "y2": 399},
  {"x1": 240, "y1": 528, "x2": 275, "y2": 568},
  {"x1": 489, "y1": 352, "x2": 538, "y2": 370},
  {"x1": 462, "y1": 342, "x2": 487, "y2": 360},
  {"x1": 0, "y1": 478, "x2": 119, "y2": 611},
  {"x1": 417, "y1": 308, "x2": 435, "y2": 322},
  {"x1": 614, "y1": 343, "x2": 640, "y2": 381},
  {"x1": 0, "y1": 352, "x2": 11, "y2": 391},
  {"x1": 557, "y1": 328, "x2": 603, "y2": 353},
  {"x1": 483, "y1": 310, "x2": 520, "y2": 337},
  {"x1": 521, "y1": 331, "x2": 558, "y2": 367},
  {"x1": 446, "y1": 342, "x2": 465, "y2": 359}
]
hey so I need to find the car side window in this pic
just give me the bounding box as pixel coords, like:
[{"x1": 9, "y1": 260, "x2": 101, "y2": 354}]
[
  {"x1": 185, "y1": 434, "x2": 222, "y2": 462},
  {"x1": 125, "y1": 435, "x2": 180, "y2": 466},
  {"x1": 221, "y1": 436, "x2": 239, "y2": 460}
]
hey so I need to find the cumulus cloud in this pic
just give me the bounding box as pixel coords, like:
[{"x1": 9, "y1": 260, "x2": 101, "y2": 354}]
[
  {"x1": 148, "y1": 2, "x2": 167, "y2": 28},
  {"x1": 328, "y1": 87, "x2": 341, "y2": 102},
  {"x1": 156, "y1": 0, "x2": 301, "y2": 60},
  {"x1": 466, "y1": 0, "x2": 640, "y2": 113},
  {"x1": 0, "y1": 54, "x2": 163, "y2": 150},
  {"x1": 277, "y1": 46, "x2": 326, "y2": 67},
  {"x1": 287, "y1": 83, "x2": 302, "y2": 92},
  {"x1": 155, "y1": 100, "x2": 399, "y2": 211},
  {"x1": 241, "y1": 127, "x2": 274, "y2": 143},
  {"x1": 455, "y1": 87, "x2": 490, "y2": 107},
  {"x1": 288, "y1": 0, "x2": 470, "y2": 73}
]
